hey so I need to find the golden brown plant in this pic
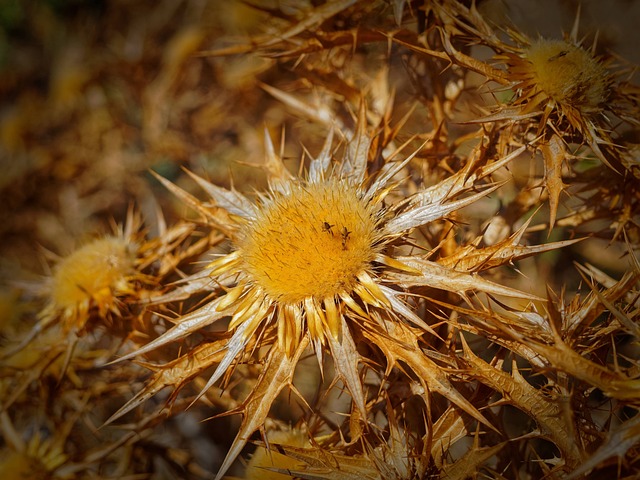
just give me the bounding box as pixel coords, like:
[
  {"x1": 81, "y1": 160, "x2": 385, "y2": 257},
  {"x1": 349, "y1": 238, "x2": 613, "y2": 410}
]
[
  {"x1": 1, "y1": 1, "x2": 638, "y2": 479},
  {"x1": 108, "y1": 111, "x2": 599, "y2": 478}
]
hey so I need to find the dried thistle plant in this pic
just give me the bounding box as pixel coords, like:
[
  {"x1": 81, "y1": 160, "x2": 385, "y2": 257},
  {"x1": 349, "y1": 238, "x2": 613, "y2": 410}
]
[
  {"x1": 0, "y1": 1, "x2": 638, "y2": 479},
  {"x1": 111, "y1": 114, "x2": 564, "y2": 478}
]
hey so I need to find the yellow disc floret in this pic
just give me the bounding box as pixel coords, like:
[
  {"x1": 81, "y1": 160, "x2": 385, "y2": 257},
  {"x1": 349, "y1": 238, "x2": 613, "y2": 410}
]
[
  {"x1": 238, "y1": 180, "x2": 379, "y2": 304},
  {"x1": 50, "y1": 237, "x2": 135, "y2": 330},
  {"x1": 525, "y1": 39, "x2": 610, "y2": 113}
]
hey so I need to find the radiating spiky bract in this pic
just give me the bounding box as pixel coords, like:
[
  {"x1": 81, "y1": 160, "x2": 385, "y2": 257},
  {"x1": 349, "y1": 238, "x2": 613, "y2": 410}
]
[
  {"x1": 1, "y1": 1, "x2": 638, "y2": 478},
  {"x1": 111, "y1": 119, "x2": 547, "y2": 478}
]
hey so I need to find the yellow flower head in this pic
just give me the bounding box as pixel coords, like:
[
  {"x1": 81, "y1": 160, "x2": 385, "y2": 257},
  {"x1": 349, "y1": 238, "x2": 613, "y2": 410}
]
[
  {"x1": 509, "y1": 38, "x2": 610, "y2": 116},
  {"x1": 0, "y1": 211, "x2": 155, "y2": 400},
  {"x1": 47, "y1": 237, "x2": 136, "y2": 332},
  {"x1": 125, "y1": 127, "x2": 522, "y2": 364},
  {"x1": 114, "y1": 125, "x2": 534, "y2": 480},
  {"x1": 238, "y1": 180, "x2": 380, "y2": 305},
  {"x1": 497, "y1": 32, "x2": 619, "y2": 169},
  {"x1": 38, "y1": 211, "x2": 146, "y2": 335},
  {"x1": 0, "y1": 428, "x2": 67, "y2": 480},
  {"x1": 221, "y1": 175, "x2": 386, "y2": 352}
]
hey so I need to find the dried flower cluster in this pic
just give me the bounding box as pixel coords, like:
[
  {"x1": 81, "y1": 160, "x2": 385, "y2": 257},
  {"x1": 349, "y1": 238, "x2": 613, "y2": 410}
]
[{"x1": 1, "y1": 1, "x2": 639, "y2": 479}]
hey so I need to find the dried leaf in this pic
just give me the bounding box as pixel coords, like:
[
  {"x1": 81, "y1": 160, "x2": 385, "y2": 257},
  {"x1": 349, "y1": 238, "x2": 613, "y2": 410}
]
[
  {"x1": 461, "y1": 338, "x2": 584, "y2": 469},
  {"x1": 364, "y1": 319, "x2": 496, "y2": 432},
  {"x1": 565, "y1": 413, "x2": 640, "y2": 479},
  {"x1": 540, "y1": 134, "x2": 569, "y2": 230},
  {"x1": 214, "y1": 337, "x2": 309, "y2": 480},
  {"x1": 104, "y1": 340, "x2": 227, "y2": 426}
]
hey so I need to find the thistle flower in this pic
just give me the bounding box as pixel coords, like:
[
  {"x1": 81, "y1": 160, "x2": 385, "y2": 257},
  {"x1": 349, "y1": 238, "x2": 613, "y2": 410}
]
[
  {"x1": 395, "y1": 5, "x2": 636, "y2": 228},
  {"x1": 44, "y1": 236, "x2": 137, "y2": 332},
  {"x1": 121, "y1": 126, "x2": 532, "y2": 361},
  {"x1": 497, "y1": 33, "x2": 617, "y2": 162},
  {"x1": 0, "y1": 212, "x2": 148, "y2": 393},
  {"x1": 507, "y1": 38, "x2": 610, "y2": 117},
  {"x1": 111, "y1": 120, "x2": 544, "y2": 478},
  {"x1": 38, "y1": 215, "x2": 216, "y2": 335},
  {"x1": 0, "y1": 1, "x2": 636, "y2": 478},
  {"x1": 0, "y1": 412, "x2": 68, "y2": 480}
]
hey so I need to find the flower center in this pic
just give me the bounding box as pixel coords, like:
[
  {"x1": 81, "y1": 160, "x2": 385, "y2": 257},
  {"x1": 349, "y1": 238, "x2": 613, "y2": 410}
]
[
  {"x1": 52, "y1": 237, "x2": 134, "y2": 309},
  {"x1": 238, "y1": 181, "x2": 378, "y2": 304},
  {"x1": 525, "y1": 39, "x2": 609, "y2": 112}
]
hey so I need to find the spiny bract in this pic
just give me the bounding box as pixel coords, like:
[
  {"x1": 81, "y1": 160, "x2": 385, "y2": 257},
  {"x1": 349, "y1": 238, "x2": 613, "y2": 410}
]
[{"x1": 112, "y1": 123, "x2": 541, "y2": 479}]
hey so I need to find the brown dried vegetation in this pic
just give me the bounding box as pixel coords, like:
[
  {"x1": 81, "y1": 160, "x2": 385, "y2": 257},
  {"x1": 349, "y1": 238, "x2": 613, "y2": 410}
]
[{"x1": 0, "y1": 1, "x2": 639, "y2": 479}]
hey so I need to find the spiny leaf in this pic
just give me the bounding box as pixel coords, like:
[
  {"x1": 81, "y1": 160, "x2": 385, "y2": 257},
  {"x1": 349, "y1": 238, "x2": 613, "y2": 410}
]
[
  {"x1": 439, "y1": 218, "x2": 584, "y2": 272},
  {"x1": 386, "y1": 183, "x2": 504, "y2": 233},
  {"x1": 214, "y1": 337, "x2": 309, "y2": 480},
  {"x1": 461, "y1": 337, "x2": 584, "y2": 469},
  {"x1": 576, "y1": 268, "x2": 640, "y2": 340},
  {"x1": 442, "y1": 439, "x2": 506, "y2": 480},
  {"x1": 439, "y1": 300, "x2": 551, "y2": 368},
  {"x1": 264, "y1": 444, "x2": 379, "y2": 480},
  {"x1": 340, "y1": 101, "x2": 370, "y2": 184},
  {"x1": 103, "y1": 340, "x2": 227, "y2": 426},
  {"x1": 144, "y1": 266, "x2": 219, "y2": 304},
  {"x1": 388, "y1": 256, "x2": 543, "y2": 301},
  {"x1": 184, "y1": 169, "x2": 255, "y2": 218},
  {"x1": 523, "y1": 333, "x2": 640, "y2": 400},
  {"x1": 260, "y1": 0, "x2": 359, "y2": 47},
  {"x1": 260, "y1": 83, "x2": 347, "y2": 133},
  {"x1": 431, "y1": 406, "x2": 472, "y2": 468},
  {"x1": 261, "y1": 126, "x2": 295, "y2": 186},
  {"x1": 109, "y1": 298, "x2": 229, "y2": 364},
  {"x1": 363, "y1": 319, "x2": 496, "y2": 433},
  {"x1": 325, "y1": 318, "x2": 367, "y2": 419},
  {"x1": 149, "y1": 171, "x2": 239, "y2": 236},
  {"x1": 565, "y1": 412, "x2": 640, "y2": 480},
  {"x1": 540, "y1": 134, "x2": 569, "y2": 230},
  {"x1": 391, "y1": 143, "x2": 525, "y2": 221}
]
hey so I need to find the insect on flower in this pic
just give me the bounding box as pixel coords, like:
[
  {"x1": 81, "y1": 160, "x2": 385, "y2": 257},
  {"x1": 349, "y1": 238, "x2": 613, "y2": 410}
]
[
  {"x1": 321, "y1": 221, "x2": 334, "y2": 234},
  {"x1": 340, "y1": 226, "x2": 351, "y2": 250}
]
